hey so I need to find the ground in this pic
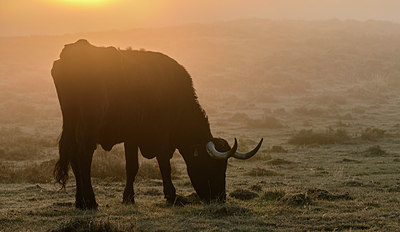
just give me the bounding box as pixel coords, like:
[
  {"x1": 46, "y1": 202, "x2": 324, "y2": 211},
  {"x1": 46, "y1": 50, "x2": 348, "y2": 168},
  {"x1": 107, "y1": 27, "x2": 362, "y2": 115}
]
[{"x1": 1, "y1": 19, "x2": 400, "y2": 231}]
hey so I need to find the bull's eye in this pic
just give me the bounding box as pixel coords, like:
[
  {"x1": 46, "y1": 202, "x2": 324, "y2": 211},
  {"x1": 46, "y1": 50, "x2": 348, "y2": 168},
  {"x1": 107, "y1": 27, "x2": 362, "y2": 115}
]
[{"x1": 194, "y1": 148, "x2": 199, "y2": 157}]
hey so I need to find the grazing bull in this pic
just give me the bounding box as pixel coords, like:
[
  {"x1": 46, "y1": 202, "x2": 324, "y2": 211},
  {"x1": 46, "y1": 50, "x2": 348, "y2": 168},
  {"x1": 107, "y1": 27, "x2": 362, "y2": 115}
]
[{"x1": 52, "y1": 39, "x2": 263, "y2": 209}]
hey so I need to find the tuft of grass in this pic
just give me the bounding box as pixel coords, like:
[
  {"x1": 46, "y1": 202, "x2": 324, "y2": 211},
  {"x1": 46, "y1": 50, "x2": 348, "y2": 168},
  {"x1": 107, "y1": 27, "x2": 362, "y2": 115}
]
[
  {"x1": 51, "y1": 217, "x2": 132, "y2": 232},
  {"x1": 201, "y1": 204, "x2": 250, "y2": 217},
  {"x1": 339, "y1": 158, "x2": 362, "y2": 163},
  {"x1": 307, "y1": 188, "x2": 351, "y2": 201},
  {"x1": 250, "y1": 152, "x2": 272, "y2": 161},
  {"x1": 262, "y1": 189, "x2": 286, "y2": 201},
  {"x1": 267, "y1": 158, "x2": 293, "y2": 166},
  {"x1": 0, "y1": 159, "x2": 56, "y2": 183},
  {"x1": 360, "y1": 128, "x2": 386, "y2": 141},
  {"x1": 229, "y1": 189, "x2": 259, "y2": 200},
  {"x1": 363, "y1": 145, "x2": 387, "y2": 157},
  {"x1": 281, "y1": 193, "x2": 312, "y2": 206},
  {"x1": 268, "y1": 145, "x2": 288, "y2": 153},
  {"x1": 141, "y1": 187, "x2": 162, "y2": 196},
  {"x1": 246, "y1": 116, "x2": 284, "y2": 129},
  {"x1": 288, "y1": 129, "x2": 351, "y2": 145},
  {"x1": 250, "y1": 184, "x2": 263, "y2": 192},
  {"x1": 247, "y1": 167, "x2": 279, "y2": 177}
]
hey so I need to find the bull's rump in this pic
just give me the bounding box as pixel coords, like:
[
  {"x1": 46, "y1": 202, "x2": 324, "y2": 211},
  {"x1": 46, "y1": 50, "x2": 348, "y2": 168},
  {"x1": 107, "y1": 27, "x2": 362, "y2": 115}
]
[{"x1": 52, "y1": 40, "x2": 193, "y2": 152}]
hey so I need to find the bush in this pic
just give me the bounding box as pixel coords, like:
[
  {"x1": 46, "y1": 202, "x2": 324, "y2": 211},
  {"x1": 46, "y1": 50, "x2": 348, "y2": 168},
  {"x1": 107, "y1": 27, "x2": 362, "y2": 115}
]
[{"x1": 288, "y1": 129, "x2": 351, "y2": 145}]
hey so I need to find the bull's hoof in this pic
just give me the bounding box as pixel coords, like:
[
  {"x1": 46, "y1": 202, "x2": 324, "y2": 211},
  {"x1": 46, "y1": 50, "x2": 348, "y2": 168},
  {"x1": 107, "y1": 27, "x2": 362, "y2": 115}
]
[
  {"x1": 75, "y1": 200, "x2": 98, "y2": 210},
  {"x1": 123, "y1": 190, "x2": 135, "y2": 204},
  {"x1": 122, "y1": 195, "x2": 135, "y2": 205},
  {"x1": 167, "y1": 195, "x2": 189, "y2": 206}
]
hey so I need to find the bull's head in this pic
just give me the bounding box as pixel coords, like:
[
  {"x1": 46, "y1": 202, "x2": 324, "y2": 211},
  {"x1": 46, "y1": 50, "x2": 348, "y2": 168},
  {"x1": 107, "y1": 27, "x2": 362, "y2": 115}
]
[{"x1": 180, "y1": 138, "x2": 263, "y2": 202}]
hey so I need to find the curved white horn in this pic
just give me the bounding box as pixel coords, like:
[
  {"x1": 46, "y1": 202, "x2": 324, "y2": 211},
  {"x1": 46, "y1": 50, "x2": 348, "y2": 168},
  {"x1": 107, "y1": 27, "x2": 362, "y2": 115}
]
[
  {"x1": 232, "y1": 138, "x2": 263, "y2": 159},
  {"x1": 206, "y1": 138, "x2": 238, "y2": 160}
]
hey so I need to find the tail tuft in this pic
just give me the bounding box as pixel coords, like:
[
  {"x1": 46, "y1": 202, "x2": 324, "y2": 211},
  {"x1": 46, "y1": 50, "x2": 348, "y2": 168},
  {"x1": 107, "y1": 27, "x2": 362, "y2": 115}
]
[{"x1": 53, "y1": 132, "x2": 72, "y2": 189}]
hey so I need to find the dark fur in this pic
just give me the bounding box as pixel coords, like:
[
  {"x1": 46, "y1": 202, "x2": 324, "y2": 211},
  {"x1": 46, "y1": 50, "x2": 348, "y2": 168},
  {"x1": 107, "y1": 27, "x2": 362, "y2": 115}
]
[{"x1": 52, "y1": 40, "x2": 228, "y2": 208}]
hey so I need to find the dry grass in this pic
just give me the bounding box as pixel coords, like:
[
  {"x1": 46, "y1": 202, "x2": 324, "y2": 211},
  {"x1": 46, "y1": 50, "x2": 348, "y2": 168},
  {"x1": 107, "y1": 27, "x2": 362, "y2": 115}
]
[
  {"x1": 360, "y1": 128, "x2": 387, "y2": 141},
  {"x1": 2, "y1": 20, "x2": 400, "y2": 231},
  {"x1": 52, "y1": 217, "x2": 133, "y2": 232},
  {"x1": 362, "y1": 145, "x2": 388, "y2": 157},
  {"x1": 246, "y1": 167, "x2": 279, "y2": 176},
  {"x1": 288, "y1": 129, "x2": 351, "y2": 145},
  {"x1": 0, "y1": 159, "x2": 56, "y2": 183},
  {"x1": 246, "y1": 115, "x2": 284, "y2": 129},
  {"x1": 229, "y1": 189, "x2": 259, "y2": 200}
]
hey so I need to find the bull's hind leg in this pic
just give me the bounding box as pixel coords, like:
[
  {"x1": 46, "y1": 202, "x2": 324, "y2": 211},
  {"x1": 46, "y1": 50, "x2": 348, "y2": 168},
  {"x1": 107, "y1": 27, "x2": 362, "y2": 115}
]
[
  {"x1": 157, "y1": 151, "x2": 188, "y2": 206},
  {"x1": 123, "y1": 141, "x2": 139, "y2": 204},
  {"x1": 71, "y1": 145, "x2": 97, "y2": 210}
]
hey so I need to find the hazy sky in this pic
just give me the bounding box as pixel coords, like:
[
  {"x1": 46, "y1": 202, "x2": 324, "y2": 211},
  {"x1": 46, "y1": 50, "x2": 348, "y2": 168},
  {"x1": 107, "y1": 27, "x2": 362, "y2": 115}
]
[{"x1": 1, "y1": 0, "x2": 400, "y2": 36}]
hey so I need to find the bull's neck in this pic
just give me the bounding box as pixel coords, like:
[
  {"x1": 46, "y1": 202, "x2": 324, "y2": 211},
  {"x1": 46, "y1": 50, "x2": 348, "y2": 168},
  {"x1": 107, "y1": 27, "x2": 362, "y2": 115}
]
[{"x1": 177, "y1": 102, "x2": 212, "y2": 146}]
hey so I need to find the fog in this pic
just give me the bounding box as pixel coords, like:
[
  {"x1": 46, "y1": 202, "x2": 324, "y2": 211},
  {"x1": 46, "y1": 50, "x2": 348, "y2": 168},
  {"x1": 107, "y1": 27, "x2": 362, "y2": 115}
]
[
  {"x1": 2, "y1": 0, "x2": 400, "y2": 36},
  {"x1": 2, "y1": 1, "x2": 400, "y2": 231}
]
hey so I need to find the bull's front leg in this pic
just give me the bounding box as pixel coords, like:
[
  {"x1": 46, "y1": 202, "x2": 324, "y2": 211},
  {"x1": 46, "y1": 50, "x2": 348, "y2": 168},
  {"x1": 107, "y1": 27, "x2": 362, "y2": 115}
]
[
  {"x1": 157, "y1": 152, "x2": 188, "y2": 206},
  {"x1": 123, "y1": 141, "x2": 139, "y2": 204}
]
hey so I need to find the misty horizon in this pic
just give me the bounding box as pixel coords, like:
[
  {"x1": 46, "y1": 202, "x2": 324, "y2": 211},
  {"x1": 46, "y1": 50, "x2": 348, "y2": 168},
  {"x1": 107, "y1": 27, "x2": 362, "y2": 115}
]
[{"x1": 2, "y1": 0, "x2": 400, "y2": 36}]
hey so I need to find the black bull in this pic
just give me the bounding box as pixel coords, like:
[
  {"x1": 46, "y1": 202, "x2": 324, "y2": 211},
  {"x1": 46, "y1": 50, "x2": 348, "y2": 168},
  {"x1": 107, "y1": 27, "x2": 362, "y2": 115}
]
[{"x1": 52, "y1": 39, "x2": 263, "y2": 209}]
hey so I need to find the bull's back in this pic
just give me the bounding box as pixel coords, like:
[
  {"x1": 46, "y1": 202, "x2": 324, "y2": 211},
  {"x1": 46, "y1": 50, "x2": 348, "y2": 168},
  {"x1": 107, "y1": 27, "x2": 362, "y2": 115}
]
[{"x1": 52, "y1": 40, "x2": 195, "y2": 150}]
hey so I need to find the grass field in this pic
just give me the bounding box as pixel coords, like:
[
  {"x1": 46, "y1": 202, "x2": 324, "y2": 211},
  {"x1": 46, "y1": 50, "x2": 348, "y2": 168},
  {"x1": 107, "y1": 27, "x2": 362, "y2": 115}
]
[{"x1": 1, "y1": 19, "x2": 400, "y2": 231}]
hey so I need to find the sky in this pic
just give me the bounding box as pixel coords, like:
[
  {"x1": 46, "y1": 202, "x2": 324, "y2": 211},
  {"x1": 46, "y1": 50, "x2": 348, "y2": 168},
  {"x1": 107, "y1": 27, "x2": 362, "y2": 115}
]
[{"x1": 1, "y1": 0, "x2": 400, "y2": 36}]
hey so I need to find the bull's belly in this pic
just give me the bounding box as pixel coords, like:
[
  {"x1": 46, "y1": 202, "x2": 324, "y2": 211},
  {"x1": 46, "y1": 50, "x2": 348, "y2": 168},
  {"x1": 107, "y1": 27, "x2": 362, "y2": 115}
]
[{"x1": 98, "y1": 129, "x2": 174, "y2": 159}]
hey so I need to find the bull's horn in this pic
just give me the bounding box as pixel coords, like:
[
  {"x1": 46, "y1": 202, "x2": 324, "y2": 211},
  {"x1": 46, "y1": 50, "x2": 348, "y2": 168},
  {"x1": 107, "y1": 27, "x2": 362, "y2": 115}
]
[
  {"x1": 232, "y1": 138, "x2": 263, "y2": 159},
  {"x1": 206, "y1": 138, "x2": 238, "y2": 160}
]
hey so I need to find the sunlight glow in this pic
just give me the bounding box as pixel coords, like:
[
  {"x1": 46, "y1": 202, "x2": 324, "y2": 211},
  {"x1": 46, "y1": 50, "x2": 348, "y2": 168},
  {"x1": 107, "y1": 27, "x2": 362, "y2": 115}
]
[{"x1": 57, "y1": 0, "x2": 111, "y2": 7}]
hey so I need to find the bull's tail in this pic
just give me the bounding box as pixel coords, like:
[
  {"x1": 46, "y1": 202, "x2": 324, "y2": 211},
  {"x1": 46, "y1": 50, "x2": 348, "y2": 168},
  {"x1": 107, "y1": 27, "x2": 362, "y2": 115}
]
[{"x1": 54, "y1": 129, "x2": 74, "y2": 189}]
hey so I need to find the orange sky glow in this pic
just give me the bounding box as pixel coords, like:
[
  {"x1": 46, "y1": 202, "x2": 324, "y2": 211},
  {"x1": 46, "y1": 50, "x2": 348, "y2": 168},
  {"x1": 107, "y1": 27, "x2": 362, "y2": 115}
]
[{"x1": 1, "y1": 0, "x2": 400, "y2": 36}]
